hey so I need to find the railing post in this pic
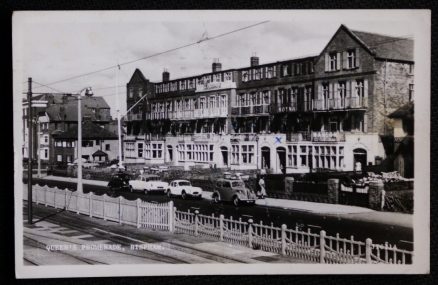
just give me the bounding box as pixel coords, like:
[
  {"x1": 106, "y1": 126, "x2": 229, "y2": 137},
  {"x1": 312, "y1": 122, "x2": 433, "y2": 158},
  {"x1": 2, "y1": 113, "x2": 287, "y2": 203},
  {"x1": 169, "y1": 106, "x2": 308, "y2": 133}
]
[
  {"x1": 118, "y1": 196, "x2": 122, "y2": 224},
  {"x1": 136, "y1": 198, "x2": 141, "y2": 228},
  {"x1": 248, "y1": 219, "x2": 253, "y2": 248},
  {"x1": 103, "y1": 194, "x2": 107, "y2": 221},
  {"x1": 64, "y1": 188, "x2": 67, "y2": 210},
  {"x1": 89, "y1": 192, "x2": 92, "y2": 218},
  {"x1": 320, "y1": 230, "x2": 326, "y2": 263},
  {"x1": 194, "y1": 210, "x2": 199, "y2": 236},
  {"x1": 76, "y1": 191, "x2": 79, "y2": 214},
  {"x1": 168, "y1": 200, "x2": 174, "y2": 232},
  {"x1": 281, "y1": 224, "x2": 287, "y2": 256},
  {"x1": 219, "y1": 214, "x2": 224, "y2": 241},
  {"x1": 366, "y1": 238, "x2": 372, "y2": 264},
  {"x1": 44, "y1": 186, "x2": 47, "y2": 207}
]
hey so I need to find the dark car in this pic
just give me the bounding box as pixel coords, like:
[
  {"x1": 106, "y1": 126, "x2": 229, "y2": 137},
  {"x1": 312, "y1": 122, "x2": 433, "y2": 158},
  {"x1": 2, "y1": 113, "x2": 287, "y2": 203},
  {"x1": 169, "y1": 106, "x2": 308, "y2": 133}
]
[
  {"x1": 212, "y1": 178, "x2": 257, "y2": 206},
  {"x1": 107, "y1": 173, "x2": 131, "y2": 196}
]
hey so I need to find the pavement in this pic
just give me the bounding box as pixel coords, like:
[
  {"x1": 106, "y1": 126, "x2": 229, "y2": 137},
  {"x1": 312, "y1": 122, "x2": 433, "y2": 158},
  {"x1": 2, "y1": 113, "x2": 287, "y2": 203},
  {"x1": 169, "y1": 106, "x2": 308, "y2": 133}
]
[
  {"x1": 33, "y1": 175, "x2": 413, "y2": 229},
  {"x1": 23, "y1": 203, "x2": 309, "y2": 265}
]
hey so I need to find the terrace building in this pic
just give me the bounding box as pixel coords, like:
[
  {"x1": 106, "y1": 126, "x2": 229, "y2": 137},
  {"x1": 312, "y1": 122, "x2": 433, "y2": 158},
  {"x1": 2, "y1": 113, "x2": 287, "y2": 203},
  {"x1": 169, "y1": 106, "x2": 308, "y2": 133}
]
[
  {"x1": 124, "y1": 25, "x2": 414, "y2": 174},
  {"x1": 22, "y1": 93, "x2": 114, "y2": 165}
]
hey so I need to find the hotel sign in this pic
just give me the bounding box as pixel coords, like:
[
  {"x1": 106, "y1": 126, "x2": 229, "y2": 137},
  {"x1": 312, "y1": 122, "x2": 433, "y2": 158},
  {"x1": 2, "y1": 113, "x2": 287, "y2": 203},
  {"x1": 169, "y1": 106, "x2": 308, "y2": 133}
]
[{"x1": 195, "y1": 81, "x2": 236, "y2": 93}]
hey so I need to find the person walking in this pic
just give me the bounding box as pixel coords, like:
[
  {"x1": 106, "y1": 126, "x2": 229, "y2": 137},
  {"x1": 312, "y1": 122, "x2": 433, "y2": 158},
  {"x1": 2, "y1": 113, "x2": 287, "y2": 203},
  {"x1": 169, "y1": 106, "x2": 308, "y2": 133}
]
[{"x1": 258, "y1": 176, "x2": 267, "y2": 199}]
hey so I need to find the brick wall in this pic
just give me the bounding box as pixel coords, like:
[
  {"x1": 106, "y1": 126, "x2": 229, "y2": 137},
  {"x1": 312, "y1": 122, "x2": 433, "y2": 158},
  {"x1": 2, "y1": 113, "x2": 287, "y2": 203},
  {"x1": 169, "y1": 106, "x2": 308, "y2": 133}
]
[{"x1": 370, "y1": 61, "x2": 413, "y2": 134}]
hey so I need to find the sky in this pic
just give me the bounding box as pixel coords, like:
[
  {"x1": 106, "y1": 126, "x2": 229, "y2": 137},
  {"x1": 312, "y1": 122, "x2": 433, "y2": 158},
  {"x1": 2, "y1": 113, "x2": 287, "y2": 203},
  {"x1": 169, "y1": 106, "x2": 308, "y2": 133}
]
[{"x1": 14, "y1": 10, "x2": 421, "y2": 117}]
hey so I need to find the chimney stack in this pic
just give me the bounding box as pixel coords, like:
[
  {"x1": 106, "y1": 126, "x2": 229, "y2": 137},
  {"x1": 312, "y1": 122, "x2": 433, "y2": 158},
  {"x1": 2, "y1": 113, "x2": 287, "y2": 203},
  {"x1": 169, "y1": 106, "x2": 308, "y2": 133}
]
[
  {"x1": 162, "y1": 68, "x2": 170, "y2": 82},
  {"x1": 212, "y1": 58, "x2": 222, "y2": 73},
  {"x1": 250, "y1": 53, "x2": 259, "y2": 67}
]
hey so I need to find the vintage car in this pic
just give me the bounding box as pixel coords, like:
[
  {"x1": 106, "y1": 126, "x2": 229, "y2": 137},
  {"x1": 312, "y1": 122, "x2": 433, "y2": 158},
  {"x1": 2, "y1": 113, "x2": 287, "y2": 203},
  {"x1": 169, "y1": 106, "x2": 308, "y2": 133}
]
[
  {"x1": 166, "y1": 180, "x2": 203, "y2": 199},
  {"x1": 128, "y1": 174, "x2": 169, "y2": 195},
  {"x1": 212, "y1": 178, "x2": 257, "y2": 206}
]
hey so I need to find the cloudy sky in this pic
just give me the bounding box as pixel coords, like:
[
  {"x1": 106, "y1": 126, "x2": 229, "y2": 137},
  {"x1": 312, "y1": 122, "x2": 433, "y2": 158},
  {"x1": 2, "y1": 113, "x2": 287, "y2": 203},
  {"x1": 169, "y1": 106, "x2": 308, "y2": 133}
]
[{"x1": 14, "y1": 10, "x2": 421, "y2": 117}]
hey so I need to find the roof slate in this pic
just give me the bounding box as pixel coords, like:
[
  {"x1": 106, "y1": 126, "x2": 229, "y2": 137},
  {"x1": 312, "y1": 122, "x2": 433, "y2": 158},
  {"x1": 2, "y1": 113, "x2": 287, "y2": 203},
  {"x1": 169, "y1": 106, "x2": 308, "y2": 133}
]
[{"x1": 351, "y1": 30, "x2": 413, "y2": 62}]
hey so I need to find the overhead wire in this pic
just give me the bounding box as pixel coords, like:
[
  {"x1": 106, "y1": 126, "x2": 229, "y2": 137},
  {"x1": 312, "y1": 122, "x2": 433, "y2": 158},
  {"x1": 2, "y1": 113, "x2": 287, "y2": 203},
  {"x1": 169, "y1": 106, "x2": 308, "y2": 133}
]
[{"x1": 32, "y1": 21, "x2": 270, "y2": 90}]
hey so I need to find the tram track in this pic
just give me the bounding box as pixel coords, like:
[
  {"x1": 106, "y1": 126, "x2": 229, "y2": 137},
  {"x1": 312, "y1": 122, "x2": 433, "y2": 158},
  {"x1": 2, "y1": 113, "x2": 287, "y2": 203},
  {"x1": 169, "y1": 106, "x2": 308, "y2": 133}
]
[{"x1": 24, "y1": 205, "x2": 250, "y2": 264}]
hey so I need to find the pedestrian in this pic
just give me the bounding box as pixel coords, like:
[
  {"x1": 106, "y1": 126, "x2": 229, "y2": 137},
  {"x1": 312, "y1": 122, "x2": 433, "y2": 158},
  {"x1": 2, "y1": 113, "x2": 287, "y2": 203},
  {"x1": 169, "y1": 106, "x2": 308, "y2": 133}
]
[{"x1": 258, "y1": 176, "x2": 267, "y2": 199}]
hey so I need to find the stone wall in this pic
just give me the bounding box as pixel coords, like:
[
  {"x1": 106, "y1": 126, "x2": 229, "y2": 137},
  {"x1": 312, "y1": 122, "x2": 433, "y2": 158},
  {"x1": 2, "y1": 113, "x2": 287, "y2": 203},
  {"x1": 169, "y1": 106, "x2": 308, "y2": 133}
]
[{"x1": 370, "y1": 61, "x2": 413, "y2": 135}]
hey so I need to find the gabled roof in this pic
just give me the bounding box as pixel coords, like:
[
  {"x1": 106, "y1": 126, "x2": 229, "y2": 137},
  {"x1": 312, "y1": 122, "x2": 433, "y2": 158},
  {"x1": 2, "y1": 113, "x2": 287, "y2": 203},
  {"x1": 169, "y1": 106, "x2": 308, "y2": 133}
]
[
  {"x1": 45, "y1": 96, "x2": 110, "y2": 122},
  {"x1": 388, "y1": 101, "x2": 414, "y2": 119},
  {"x1": 53, "y1": 120, "x2": 118, "y2": 140},
  {"x1": 351, "y1": 30, "x2": 413, "y2": 62},
  {"x1": 128, "y1": 68, "x2": 149, "y2": 85},
  {"x1": 92, "y1": 150, "x2": 108, "y2": 157},
  {"x1": 320, "y1": 24, "x2": 413, "y2": 62}
]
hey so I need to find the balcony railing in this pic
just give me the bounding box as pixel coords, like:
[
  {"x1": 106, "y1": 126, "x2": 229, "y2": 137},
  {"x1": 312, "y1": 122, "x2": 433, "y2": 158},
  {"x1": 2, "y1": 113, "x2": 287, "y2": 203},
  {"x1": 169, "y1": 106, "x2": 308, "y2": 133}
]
[
  {"x1": 231, "y1": 105, "x2": 270, "y2": 116},
  {"x1": 194, "y1": 107, "x2": 227, "y2": 118},
  {"x1": 313, "y1": 97, "x2": 368, "y2": 111}
]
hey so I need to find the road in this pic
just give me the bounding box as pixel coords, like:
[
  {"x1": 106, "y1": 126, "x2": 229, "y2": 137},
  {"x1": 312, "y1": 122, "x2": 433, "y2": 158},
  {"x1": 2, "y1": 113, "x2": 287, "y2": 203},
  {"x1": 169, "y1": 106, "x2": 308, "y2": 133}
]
[{"x1": 25, "y1": 177, "x2": 413, "y2": 250}]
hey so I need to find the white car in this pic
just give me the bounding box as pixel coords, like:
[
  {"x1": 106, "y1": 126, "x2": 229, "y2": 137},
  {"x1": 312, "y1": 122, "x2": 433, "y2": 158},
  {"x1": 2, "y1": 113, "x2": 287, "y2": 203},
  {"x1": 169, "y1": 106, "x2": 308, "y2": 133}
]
[
  {"x1": 128, "y1": 174, "x2": 169, "y2": 195},
  {"x1": 166, "y1": 180, "x2": 203, "y2": 199}
]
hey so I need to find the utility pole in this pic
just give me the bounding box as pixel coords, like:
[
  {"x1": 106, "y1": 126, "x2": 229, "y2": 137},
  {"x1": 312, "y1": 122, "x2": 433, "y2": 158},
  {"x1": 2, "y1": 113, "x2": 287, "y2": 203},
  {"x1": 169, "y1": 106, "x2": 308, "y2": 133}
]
[
  {"x1": 116, "y1": 64, "x2": 123, "y2": 169},
  {"x1": 27, "y1": 77, "x2": 33, "y2": 224},
  {"x1": 37, "y1": 120, "x2": 41, "y2": 178}
]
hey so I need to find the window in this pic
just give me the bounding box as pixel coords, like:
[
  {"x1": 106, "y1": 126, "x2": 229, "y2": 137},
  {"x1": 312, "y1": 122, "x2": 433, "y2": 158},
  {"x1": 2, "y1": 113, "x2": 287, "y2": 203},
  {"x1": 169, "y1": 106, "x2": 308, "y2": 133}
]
[
  {"x1": 105, "y1": 144, "x2": 110, "y2": 151},
  {"x1": 281, "y1": 64, "x2": 291, "y2": 77},
  {"x1": 57, "y1": 155, "x2": 62, "y2": 162},
  {"x1": 152, "y1": 143, "x2": 162, "y2": 158},
  {"x1": 138, "y1": 143, "x2": 143, "y2": 158},
  {"x1": 409, "y1": 64, "x2": 414, "y2": 75},
  {"x1": 242, "y1": 71, "x2": 249, "y2": 82},
  {"x1": 294, "y1": 63, "x2": 301, "y2": 75},
  {"x1": 95, "y1": 140, "x2": 100, "y2": 145},
  {"x1": 66, "y1": 155, "x2": 72, "y2": 163},
  {"x1": 241, "y1": 145, "x2": 254, "y2": 164},
  {"x1": 231, "y1": 145, "x2": 240, "y2": 164},
  {"x1": 44, "y1": 136, "x2": 48, "y2": 144},
  {"x1": 347, "y1": 50, "x2": 356, "y2": 69},
  {"x1": 128, "y1": 88, "x2": 134, "y2": 98},
  {"x1": 409, "y1": 84, "x2": 414, "y2": 101},
  {"x1": 338, "y1": 82, "x2": 346, "y2": 99},
  {"x1": 329, "y1": 53, "x2": 338, "y2": 71},
  {"x1": 44, "y1": 149, "x2": 48, "y2": 159},
  {"x1": 266, "y1": 66, "x2": 276, "y2": 78},
  {"x1": 356, "y1": 80, "x2": 364, "y2": 97}
]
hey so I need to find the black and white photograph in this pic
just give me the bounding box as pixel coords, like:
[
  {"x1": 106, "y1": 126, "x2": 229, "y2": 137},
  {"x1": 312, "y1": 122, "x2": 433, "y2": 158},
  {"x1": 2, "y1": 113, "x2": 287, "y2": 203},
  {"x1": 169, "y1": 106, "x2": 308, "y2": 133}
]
[{"x1": 12, "y1": 10, "x2": 430, "y2": 277}]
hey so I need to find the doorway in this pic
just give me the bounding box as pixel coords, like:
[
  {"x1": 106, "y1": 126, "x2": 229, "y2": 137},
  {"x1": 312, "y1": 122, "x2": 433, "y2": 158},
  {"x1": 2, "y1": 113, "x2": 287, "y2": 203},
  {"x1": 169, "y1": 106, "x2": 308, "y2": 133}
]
[
  {"x1": 276, "y1": 147, "x2": 286, "y2": 174},
  {"x1": 261, "y1": 146, "x2": 271, "y2": 170}
]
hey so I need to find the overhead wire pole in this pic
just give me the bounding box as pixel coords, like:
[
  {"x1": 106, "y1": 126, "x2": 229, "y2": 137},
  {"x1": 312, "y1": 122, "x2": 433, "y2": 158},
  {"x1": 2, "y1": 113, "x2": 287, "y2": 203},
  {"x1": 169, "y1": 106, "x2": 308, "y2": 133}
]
[
  {"x1": 116, "y1": 64, "x2": 123, "y2": 169},
  {"x1": 27, "y1": 77, "x2": 33, "y2": 224}
]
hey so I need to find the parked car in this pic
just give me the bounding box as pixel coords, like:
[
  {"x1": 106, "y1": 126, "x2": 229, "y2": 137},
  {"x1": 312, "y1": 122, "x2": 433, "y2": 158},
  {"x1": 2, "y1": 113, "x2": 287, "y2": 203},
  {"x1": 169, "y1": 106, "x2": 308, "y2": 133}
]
[
  {"x1": 128, "y1": 174, "x2": 169, "y2": 195},
  {"x1": 107, "y1": 173, "x2": 131, "y2": 195},
  {"x1": 166, "y1": 180, "x2": 203, "y2": 199},
  {"x1": 212, "y1": 178, "x2": 257, "y2": 206}
]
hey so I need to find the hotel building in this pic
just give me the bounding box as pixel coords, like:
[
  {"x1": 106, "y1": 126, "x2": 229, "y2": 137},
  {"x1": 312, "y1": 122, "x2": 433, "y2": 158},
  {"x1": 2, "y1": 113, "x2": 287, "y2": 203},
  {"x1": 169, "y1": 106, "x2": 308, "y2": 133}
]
[{"x1": 123, "y1": 25, "x2": 414, "y2": 174}]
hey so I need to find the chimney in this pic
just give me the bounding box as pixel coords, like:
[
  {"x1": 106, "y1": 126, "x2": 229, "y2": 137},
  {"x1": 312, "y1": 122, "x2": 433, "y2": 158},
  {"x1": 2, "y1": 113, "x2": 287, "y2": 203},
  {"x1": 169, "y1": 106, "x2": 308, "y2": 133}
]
[
  {"x1": 212, "y1": 58, "x2": 222, "y2": 73},
  {"x1": 162, "y1": 68, "x2": 170, "y2": 82},
  {"x1": 250, "y1": 53, "x2": 259, "y2": 67}
]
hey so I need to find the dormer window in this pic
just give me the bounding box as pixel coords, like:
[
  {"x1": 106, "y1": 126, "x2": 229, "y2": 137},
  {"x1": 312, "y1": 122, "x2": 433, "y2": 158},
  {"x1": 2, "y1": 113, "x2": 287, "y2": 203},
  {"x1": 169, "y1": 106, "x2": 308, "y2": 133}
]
[
  {"x1": 329, "y1": 53, "x2": 338, "y2": 71},
  {"x1": 347, "y1": 50, "x2": 356, "y2": 69}
]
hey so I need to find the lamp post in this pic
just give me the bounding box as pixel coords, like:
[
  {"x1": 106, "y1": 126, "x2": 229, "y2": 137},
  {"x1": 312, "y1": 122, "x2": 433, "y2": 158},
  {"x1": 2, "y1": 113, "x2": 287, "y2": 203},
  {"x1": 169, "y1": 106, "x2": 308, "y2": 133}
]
[{"x1": 76, "y1": 87, "x2": 93, "y2": 194}]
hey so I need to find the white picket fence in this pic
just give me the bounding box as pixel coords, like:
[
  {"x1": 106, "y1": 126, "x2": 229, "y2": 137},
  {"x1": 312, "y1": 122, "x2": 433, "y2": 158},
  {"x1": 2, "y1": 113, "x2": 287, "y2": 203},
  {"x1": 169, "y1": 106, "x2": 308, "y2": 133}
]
[
  {"x1": 23, "y1": 184, "x2": 412, "y2": 264},
  {"x1": 23, "y1": 184, "x2": 172, "y2": 231},
  {"x1": 174, "y1": 209, "x2": 413, "y2": 264}
]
